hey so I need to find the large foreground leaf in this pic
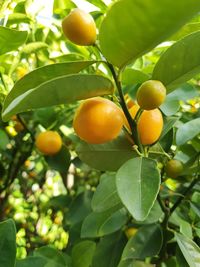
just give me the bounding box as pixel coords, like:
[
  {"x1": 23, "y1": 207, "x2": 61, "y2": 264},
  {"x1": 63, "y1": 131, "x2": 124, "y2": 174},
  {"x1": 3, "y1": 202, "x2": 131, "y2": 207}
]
[
  {"x1": 0, "y1": 219, "x2": 16, "y2": 267},
  {"x1": 0, "y1": 26, "x2": 27, "y2": 55},
  {"x1": 99, "y1": 0, "x2": 200, "y2": 67},
  {"x1": 3, "y1": 61, "x2": 95, "y2": 112},
  {"x1": 176, "y1": 233, "x2": 200, "y2": 267},
  {"x1": 116, "y1": 157, "x2": 160, "y2": 221},
  {"x1": 2, "y1": 74, "x2": 114, "y2": 121},
  {"x1": 153, "y1": 31, "x2": 200, "y2": 91},
  {"x1": 76, "y1": 133, "x2": 136, "y2": 171}
]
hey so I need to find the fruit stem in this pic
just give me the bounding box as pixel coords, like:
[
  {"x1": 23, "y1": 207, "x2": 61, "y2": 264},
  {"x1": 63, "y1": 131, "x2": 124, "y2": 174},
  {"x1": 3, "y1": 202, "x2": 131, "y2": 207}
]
[{"x1": 93, "y1": 44, "x2": 144, "y2": 154}]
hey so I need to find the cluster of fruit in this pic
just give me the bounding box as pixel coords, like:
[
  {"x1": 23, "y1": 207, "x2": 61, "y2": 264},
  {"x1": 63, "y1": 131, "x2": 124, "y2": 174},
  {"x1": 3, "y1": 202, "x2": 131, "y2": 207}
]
[{"x1": 34, "y1": 8, "x2": 182, "y2": 179}]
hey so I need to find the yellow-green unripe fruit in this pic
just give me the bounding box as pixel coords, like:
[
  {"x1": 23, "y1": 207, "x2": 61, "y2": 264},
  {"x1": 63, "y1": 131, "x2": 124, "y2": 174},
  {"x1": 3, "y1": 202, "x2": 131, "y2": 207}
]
[{"x1": 137, "y1": 80, "x2": 166, "y2": 110}]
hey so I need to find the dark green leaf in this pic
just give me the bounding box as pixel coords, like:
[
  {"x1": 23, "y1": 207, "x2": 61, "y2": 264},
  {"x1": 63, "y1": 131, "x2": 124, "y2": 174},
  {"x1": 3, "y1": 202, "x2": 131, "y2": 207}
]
[
  {"x1": 176, "y1": 118, "x2": 200, "y2": 146},
  {"x1": 2, "y1": 74, "x2": 114, "y2": 121},
  {"x1": 45, "y1": 146, "x2": 71, "y2": 174},
  {"x1": 16, "y1": 257, "x2": 47, "y2": 267},
  {"x1": 116, "y1": 157, "x2": 160, "y2": 221},
  {"x1": 0, "y1": 219, "x2": 16, "y2": 267},
  {"x1": 0, "y1": 129, "x2": 9, "y2": 150},
  {"x1": 176, "y1": 233, "x2": 200, "y2": 267},
  {"x1": 72, "y1": 241, "x2": 96, "y2": 267},
  {"x1": 81, "y1": 208, "x2": 127, "y2": 238},
  {"x1": 153, "y1": 31, "x2": 200, "y2": 91},
  {"x1": 76, "y1": 133, "x2": 136, "y2": 171},
  {"x1": 99, "y1": 0, "x2": 200, "y2": 67},
  {"x1": 91, "y1": 173, "x2": 122, "y2": 212},
  {"x1": 92, "y1": 231, "x2": 126, "y2": 267},
  {"x1": 119, "y1": 224, "x2": 162, "y2": 263},
  {"x1": 0, "y1": 26, "x2": 27, "y2": 55},
  {"x1": 34, "y1": 246, "x2": 67, "y2": 266}
]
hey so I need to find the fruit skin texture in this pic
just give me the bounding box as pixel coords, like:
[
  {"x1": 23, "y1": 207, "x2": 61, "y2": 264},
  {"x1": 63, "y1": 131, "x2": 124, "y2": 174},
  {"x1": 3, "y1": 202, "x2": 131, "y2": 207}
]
[
  {"x1": 62, "y1": 8, "x2": 96, "y2": 46},
  {"x1": 35, "y1": 131, "x2": 62, "y2": 155},
  {"x1": 165, "y1": 159, "x2": 183, "y2": 178},
  {"x1": 137, "y1": 80, "x2": 166, "y2": 110},
  {"x1": 125, "y1": 105, "x2": 163, "y2": 145},
  {"x1": 73, "y1": 97, "x2": 124, "y2": 144}
]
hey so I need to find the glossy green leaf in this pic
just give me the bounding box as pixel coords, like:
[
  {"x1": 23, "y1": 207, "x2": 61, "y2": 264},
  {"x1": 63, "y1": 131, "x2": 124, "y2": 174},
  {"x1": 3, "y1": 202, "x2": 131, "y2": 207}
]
[
  {"x1": 22, "y1": 42, "x2": 48, "y2": 54},
  {"x1": 153, "y1": 31, "x2": 200, "y2": 91},
  {"x1": 76, "y1": 133, "x2": 136, "y2": 171},
  {"x1": 0, "y1": 129, "x2": 9, "y2": 150},
  {"x1": 122, "y1": 68, "x2": 149, "y2": 85},
  {"x1": 176, "y1": 233, "x2": 200, "y2": 267},
  {"x1": 176, "y1": 246, "x2": 190, "y2": 267},
  {"x1": 92, "y1": 231, "x2": 126, "y2": 267},
  {"x1": 99, "y1": 0, "x2": 200, "y2": 67},
  {"x1": 0, "y1": 219, "x2": 16, "y2": 267},
  {"x1": 81, "y1": 208, "x2": 127, "y2": 238},
  {"x1": 116, "y1": 157, "x2": 160, "y2": 221},
  {"x1": 34, "y1": 246, "x2": 67, "y2": 267},
  {"x1": 3, "y1": 61, "x2": 96, "y2": 111},
  {"x1": 72, "y1": 241, "x2": 96, "y2": 267},
  {"x1": 176, "y1": 118, "x2": 200, "y2": 146},
  {"x1": 170, "y1": 22, "x2": 200, "y2": 41},
  {"x1": 119, "y1": 224, "x2": 162, "y2": 264},
  {"x1": 2, "y1": 74, "x2": 114, "y2": 121},
  {"x1": 45, "y1": 146, "x2": 71, "y2": 174},
  {"x1": 91, "y1": 173, "x2": 122, "y2": 212},
  {"x1": 0, "y1": 26, "x2": 27, "y2": 55}
]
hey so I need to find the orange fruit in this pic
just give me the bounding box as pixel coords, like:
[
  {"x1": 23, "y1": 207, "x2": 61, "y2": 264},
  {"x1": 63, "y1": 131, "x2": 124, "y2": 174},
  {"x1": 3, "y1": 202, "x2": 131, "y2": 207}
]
[
  {"x1": 62, "y1": 8, "x2": 96, "y2": 46},
  {"x1": 165, "y1": 159, "x2": 183, "y2": 178},
  {"x1": 73, "y1": 97, "x2": 124, "y2": 144},
  {"x1": 125, "y1": 105, "x2": 163, "y2": 145},
  {"x1": 125, "y1": 94, "x2": 135, "y2": 109},
  {"x1": 137, "y1": 80, "x2": 166, "y2": 110},
  {"x1": 35, "y1": 131, "x2": 62, "y2": 155},
  {"x1": 14, "y1": 121, "x2": 24, "y2": 132}
]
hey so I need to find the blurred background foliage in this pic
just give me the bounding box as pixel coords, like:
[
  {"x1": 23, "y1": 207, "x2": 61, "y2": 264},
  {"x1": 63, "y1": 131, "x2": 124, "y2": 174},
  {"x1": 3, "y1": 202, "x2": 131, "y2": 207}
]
[{"x1": 0, "y1": 0, "x2": 199, "y2": 263}]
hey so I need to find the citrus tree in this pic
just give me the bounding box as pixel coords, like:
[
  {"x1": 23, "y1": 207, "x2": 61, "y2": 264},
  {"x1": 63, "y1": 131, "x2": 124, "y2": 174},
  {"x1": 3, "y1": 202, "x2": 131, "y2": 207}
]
[{"x1": 0, "y1": 0, "x2": 200, "y2": 266}]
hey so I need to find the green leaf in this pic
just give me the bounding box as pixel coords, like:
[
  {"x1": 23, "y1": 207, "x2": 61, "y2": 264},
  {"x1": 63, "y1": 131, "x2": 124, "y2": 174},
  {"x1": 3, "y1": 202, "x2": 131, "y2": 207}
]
[
  {"x1": 0, "y1": 219, "x2": 16, "y2": 267},
  {"x1": 170, "y1": 22, "x2": 200, "y2": 41},
  {"x1": 22, "y1": 42, "x2": 48, "y2": 54},
  {"x1": 16, "y1": 257, "x2": 47, "y2": 267},
  {"x1": 45, "y1": 146, "x2": 71, "y2": 174},
  {"x1": 92, "y1": 231, "x2": 126, "y2": 267},
  {"x1": 122, "y1": 68, "x2": 149, "y2": 85},
  {"x1": 0, "y1": 26, "x2": 27, "y2": 55},
  {"x1": 76, "y1": 133, "x2": 136, "y2": 171},
  {"x1": 72, "y1": 241, "x2": 96, "y2": 267},
  {"x1": 176, "y1": 233, "x2": 200, "y2": 267},
  {"x1": 81, "y1": 208, "x2": 127, "y2": 238},
  {"x1": 116, "y1": 157, "x2": 160, "y2": 221},
  {"x1": 0, "y1": 129, "x2": 9, "y2": 150},
  {"x1": 99, "y1": 0, "x2": 200, "y2": 67},
  {"x1": 153, "y1": 31, "x2": 200, "y2": 91},
  {"x1": 3, "y1": 61, "x2": 95, "y2": 113},
  {"x1": 176, "y1": 118, "x2": 200, "y2": 146},
  {"x1": 118, "y1": 260, "x2": 155, "y2": 267},
  {"x1": 7, "y1": 13, "x2": 31, "y2": 25},
  {"x1": 119, "y1": 224, "x2": 162, "y2": 264},
  {"x1": 66, "y1": 191, "x2": 92, "y2": 226},
  {"x1": 91, "y1": 173, "x2": 122, "y2": 212},
  {"x1": 87, "y1": 0, "x2": 107, "y2": 11},
  {"x1": 2, "y1": 74, "x2": 114, "y2": 121},
  {"x1": 34, "y1": 246, "x2": 67, "y2": 267}
]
